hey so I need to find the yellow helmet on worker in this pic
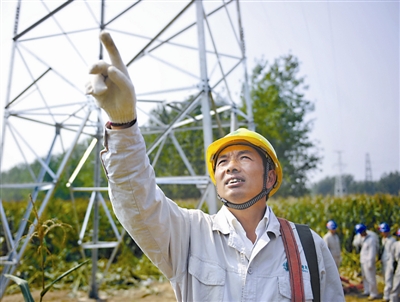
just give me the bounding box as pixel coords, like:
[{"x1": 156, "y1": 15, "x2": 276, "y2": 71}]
[{"x1": 206, "y1": 128, "x2": 283, "y2": 197}]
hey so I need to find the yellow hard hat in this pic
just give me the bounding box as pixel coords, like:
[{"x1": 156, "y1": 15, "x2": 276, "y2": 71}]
[{"x1": 206, "y1": 128, "x2": 283, "y2": 197}]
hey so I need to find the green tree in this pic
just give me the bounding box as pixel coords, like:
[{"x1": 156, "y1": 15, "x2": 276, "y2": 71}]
[
  {"x1": 311, "y1": 171, "x2": 400, "y2": 196},
  {"x1": 312, "y1": 174, "x2": 362, "y2": 196},
  {"x1": 311, "y1": 176, "x2": 335, "y2": 196},
  {"x1": 247, "y1": 54, "x2": 321, "y2": 197},
  {"x1": 376, "y1": 171, "x2": 400, "y2": 195}
]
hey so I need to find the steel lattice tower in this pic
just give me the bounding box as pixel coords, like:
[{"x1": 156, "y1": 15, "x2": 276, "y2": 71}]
[
  {"x1": 365, "y1": 152, "x2": 374, "y2": 194},
  {"x1": 334, "y1": 151, "x2": 346, "y2": 197},
  {"x1": 0, "y1": 0, "x2": 253, "y2": 297},
  {"x1": 365, "y1": 153, "x2": 373, "y2": 182}
]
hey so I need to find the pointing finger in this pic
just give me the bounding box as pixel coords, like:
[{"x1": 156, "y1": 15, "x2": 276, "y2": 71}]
[{"x1": 99, "y1": 31, "x2": 129, "y2": 77}]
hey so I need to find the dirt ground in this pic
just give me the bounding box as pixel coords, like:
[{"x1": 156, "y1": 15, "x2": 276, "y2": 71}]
[
  {"x1": 0, "y1": 281, "x2": 378, "y2": 302},
  {"x1": 1, "y1": 281, "x2": 176, "y2": 302}
]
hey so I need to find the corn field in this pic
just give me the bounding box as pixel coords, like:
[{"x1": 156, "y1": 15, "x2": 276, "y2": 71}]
[
  {"x1": 1, "y1": 194, "x2": 399, "y2": 295},
  {"x1": 269, "y1": 193, "x2": 400, "y2": 281}
]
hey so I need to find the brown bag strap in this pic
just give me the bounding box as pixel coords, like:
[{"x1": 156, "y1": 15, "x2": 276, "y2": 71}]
[{"x1": 278, "y1": 217, "x2": 305, "y2": 302}]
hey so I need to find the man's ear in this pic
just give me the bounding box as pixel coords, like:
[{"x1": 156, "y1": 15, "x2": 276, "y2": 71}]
[{"x1": 266, "y1": 170, "x2": 277, "y2": 189}]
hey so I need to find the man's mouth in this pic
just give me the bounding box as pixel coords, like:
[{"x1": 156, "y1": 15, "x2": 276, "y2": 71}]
[{"x1": 226, "y1": 178, "x2": 244, "y2": 185}]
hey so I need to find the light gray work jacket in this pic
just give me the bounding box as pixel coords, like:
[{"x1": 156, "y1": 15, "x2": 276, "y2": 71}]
[
  {"x1": 101, "y1": 123, "x2": 344, "y2": 302},
  {"x1": 323, "y1": 231, "x2": 342, "y2": 268}
]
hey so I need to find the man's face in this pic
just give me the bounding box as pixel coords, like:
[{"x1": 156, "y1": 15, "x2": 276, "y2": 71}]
[{"x1": 214, "y1": 144, "x2": 275, "y2": 204}]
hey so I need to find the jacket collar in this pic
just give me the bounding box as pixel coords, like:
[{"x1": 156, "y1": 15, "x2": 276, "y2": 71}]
[{"x1": 212, "y1": 205, "x2": 281, "y2": 238}]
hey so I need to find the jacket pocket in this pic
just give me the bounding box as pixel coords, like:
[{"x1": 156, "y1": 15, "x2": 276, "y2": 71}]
[
  {"x1": 278, "y1": 276, "x2": 314, "y2": 301},
  {"x1": 189, "y1": 255, "x2": 225, "y2": 301}
]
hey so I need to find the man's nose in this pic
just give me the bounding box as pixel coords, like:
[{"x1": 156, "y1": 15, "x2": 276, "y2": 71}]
[{"x1": 226, "y1": 159, "x2": 239, "y2": 173}]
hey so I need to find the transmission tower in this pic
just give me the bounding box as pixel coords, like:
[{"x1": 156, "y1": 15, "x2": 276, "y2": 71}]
[
  {"x1": 365, "y1": 153, "x2": 373, "y2": 182},
  {"x1": 0, "y1": 0, "x2": 253, "y2": 298},
  {"x1": 334, "y1": 151, "x2": 346, "y2": 197},
  {"x1": 365, "y1": 152, "x2": 374, "y2": 194}
]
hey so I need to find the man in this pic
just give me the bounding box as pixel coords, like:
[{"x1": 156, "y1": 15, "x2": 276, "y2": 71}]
[
  {"x1": 86, "y1": 31, "x2": 344, "y2": 301},
  {"x1": 323, "y1": 220, "x2": 341, "y2": 269},
  {"x1": 379, "y1": 222, "x2": 396, "y2": 302},
  {"x1": 390, "y1": 228, "x2": 400, "y2": 302},
  {"x1": 353, "y1": 223, "x2": 380, "y2": 300}
]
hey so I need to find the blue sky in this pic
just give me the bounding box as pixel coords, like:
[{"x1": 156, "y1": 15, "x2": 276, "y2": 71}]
[{"x1": 1, "y1": 1, "x2": 399, "y2": 184}]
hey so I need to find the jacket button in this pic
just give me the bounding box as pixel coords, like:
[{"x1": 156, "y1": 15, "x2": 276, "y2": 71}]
[{"x1": 248, "y1": 267, "x2": 253, "y2": 274}]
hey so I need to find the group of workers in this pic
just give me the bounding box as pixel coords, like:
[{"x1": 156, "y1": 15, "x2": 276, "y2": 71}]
[{"x1": 324, "y1": 220, "x2": 400, "y2": 301}]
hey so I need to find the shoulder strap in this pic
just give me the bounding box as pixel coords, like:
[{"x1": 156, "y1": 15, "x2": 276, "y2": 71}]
[
  {"x1": 296, "y1": 223, "x2": 321, "y2": 302},
  {"x1": 278, "y1": 217, "x2": 305, "y2": 302}
]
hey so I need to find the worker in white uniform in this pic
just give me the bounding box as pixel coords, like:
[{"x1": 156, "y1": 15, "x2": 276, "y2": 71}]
[
  {"x1": 86, "y1": 31, "x2": 345, "y2": 302},
  {"x1": 323, "y1": 220, "x2": 341, "y2": 269},
  {"x1": 379, "y1": 222, "x2": 396, "y2": 302},
  {"x1": 389, "y1": 228, "x2": 400, "y2": 302},
  {"x1": 353, "y1": 223, "x2": 379, "y2": 300}
]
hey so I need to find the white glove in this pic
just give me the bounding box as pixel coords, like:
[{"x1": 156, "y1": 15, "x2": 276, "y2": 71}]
[{"x1": 86, "y1": 31, "x2": 137, "y2": 124}]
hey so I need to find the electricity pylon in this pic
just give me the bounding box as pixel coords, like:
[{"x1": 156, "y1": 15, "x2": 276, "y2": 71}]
[
  {"x1": 365, "y1": 153, "x2": 373, "y2": 182},
  {"x1": 365, "y1": 152, "x2": 374, "y2": 194},
  {"x1": 334, "y1": 151, "x2": 346, "y2": 197},
  {"x1": 0, "y1": 0, "x2": 253, "y2": 298}
]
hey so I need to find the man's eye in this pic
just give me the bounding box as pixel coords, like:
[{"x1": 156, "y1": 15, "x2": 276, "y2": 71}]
[{"x1": 217, "y1": 159, "x2": 226, "y2": 166}]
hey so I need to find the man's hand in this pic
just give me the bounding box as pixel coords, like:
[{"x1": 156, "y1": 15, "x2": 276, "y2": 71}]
[{"x1": 86, "y1": 31, "x2": 137, "y2": 124}]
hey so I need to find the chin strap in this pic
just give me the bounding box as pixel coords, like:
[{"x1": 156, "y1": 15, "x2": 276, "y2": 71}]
[
  {"x1": 217, "y1": 160, "x2": 273, "y2": 210},
  {"x1": 218, "y1": 189, "x2": 270, "y2": 210}
]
